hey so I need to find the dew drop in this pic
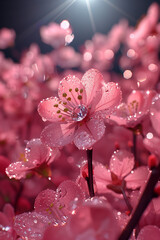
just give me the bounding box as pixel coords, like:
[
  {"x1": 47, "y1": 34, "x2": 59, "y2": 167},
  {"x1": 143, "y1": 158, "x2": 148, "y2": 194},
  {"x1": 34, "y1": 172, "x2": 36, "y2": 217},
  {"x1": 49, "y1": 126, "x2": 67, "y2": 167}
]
[{"x1": 72, "y1": 105, "x2": 88, "y2": 122}]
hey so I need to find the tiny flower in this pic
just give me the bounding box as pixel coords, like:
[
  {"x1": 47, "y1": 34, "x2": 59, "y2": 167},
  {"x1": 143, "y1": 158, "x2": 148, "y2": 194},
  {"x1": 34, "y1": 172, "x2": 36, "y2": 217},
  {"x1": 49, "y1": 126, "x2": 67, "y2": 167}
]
[
  {"x1": 6, "y1": 138, "x2": 58, "y2": 179},
  {"x1": 38, "y1": 69, "x2": 122, "y2": 150}
]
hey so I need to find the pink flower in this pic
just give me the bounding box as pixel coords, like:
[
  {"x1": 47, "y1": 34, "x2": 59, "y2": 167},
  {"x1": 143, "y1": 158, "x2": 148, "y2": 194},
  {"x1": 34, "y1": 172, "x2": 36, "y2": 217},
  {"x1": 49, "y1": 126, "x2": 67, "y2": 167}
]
[
  {"x1": 40, "y1": 22, "x2": 72, "y2": 49},
  {"x1": 94, "y1": 150, "x2": 149, "y2": 194},
  {"x1": 6, "y1": 138, "x2": 58, "y2": 179},
  {"x1": 0, "y1": 28, "x2": 16, "y2": 49},
  {"x1": 38, "y1": 69, "x2": 122, "y2": 150},
  {"x1": 110, "y1": 90, "x2": 155, "y2": 128},
  {"x1": 14, "y1": 180, "x2": 84, "y2": 240},
  {"x1": 42, "y1": 197, "x2": 120, "y2": 240}
]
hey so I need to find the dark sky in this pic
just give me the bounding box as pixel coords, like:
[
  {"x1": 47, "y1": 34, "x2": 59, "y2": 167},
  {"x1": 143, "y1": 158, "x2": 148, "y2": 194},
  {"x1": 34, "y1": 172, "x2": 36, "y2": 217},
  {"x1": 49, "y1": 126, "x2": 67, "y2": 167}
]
[{"x1": 0, "y1": 0, "x2": 159, "y2": 53}]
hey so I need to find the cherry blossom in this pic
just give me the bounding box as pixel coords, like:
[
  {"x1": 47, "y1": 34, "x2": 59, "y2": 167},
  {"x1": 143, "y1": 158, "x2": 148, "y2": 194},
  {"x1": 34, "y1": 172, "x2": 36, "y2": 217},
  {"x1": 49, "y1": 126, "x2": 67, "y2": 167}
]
[
  {"x1": 14, "y1": 180, "x2": 84, "y2": 240},
  {"x1": 42, "y1": 197, "x2": 120, "y2": 240},
  {"x1": 94, "y1": 150, "x2": 149, "y2": 195},
  {"x1": 38, "y1": 68, "x2": 122, "y2": 150},
  {"x1": 40, "y1": 22, "x2": 72, "y2": 48},
  {"x1": 110, "y1": 90, "x2": 155, "y2": 128},
  {"x1": 6, "y1": 138, "x2": 58, "y2": 179}
]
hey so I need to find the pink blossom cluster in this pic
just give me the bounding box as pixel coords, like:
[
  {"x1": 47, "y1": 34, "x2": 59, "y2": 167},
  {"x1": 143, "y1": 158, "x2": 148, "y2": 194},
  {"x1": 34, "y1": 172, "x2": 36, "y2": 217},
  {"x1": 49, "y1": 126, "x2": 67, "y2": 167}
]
[{"x1": 0, "y1": 3, "x2": 160, "y2": 240}]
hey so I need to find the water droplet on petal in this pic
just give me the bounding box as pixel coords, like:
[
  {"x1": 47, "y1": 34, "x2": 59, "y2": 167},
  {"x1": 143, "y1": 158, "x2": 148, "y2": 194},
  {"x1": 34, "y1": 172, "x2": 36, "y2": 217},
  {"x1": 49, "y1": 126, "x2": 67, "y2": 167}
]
[{"x1": 72, "y1": 105, "x2": 88, "y2": 122}]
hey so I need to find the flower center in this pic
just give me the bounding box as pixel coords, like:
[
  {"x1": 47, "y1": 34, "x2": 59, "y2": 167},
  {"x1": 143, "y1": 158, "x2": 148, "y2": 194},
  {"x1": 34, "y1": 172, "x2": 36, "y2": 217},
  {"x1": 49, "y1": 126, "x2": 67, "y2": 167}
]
[{"x1": 72, "y1": 105, "x2": 88, "y2": 122}]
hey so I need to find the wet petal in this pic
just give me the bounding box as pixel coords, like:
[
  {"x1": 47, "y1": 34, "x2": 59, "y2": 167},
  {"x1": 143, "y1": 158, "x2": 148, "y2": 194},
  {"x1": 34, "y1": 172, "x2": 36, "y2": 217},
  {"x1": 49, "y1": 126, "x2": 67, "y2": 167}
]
[
  {"x1": 125, "y1": 166, "x2": 149, "y2": 190},
  {"x1": 58, "y1": 75, "x2": 86, "y2": 106},
  {"x1": 25, "y1": 138, "x2": 57, "y2": 165},
  {"x1": 94, "y1": 163, "x2": 112, "y2": 194},
  {"x1": 110, "y1": 150, "x2": 134, "y2": 178},
  {"x1": 40, "y1": 122, "x2": 75, "y2": 148},
  {"x1": 74, "y1": 119, "x2": 106, "y2": 150},
  {"x1": 38, "y1": 97, "x2": 72, "y2": 122},
  {"x1": 14, "y1": 212, "x2": 49, "y2": 240},
  {"x1": 81, "y1": 69, "x2": 103, "y2": 105},
  {"x1": 68, "y1": 199, "x2": 120, "y2": 240},
  {"x1": 5, "y1": 162, "x2": 31, "y2": 179},
  {"x1": 93, "y1": 82, "x2": 122, "y2": 117}
]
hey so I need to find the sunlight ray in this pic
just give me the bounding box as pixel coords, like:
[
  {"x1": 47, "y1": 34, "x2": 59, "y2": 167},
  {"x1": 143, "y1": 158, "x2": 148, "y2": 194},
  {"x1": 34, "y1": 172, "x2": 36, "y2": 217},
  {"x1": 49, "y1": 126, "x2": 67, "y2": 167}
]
[
  {"x1": 86, "y1": 0, "x2": 96, "y2": 33},
  {"x1": 18, "y1": 0, "x2": 76, "y2": 43}
]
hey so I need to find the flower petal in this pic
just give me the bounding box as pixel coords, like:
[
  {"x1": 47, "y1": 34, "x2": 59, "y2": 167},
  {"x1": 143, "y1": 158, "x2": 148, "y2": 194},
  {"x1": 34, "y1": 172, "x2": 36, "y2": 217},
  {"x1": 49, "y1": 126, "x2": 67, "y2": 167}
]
[
  {"x1": 93, "y1": 82, "x2": 122, "y2": 118},
  {"x1": 109, "y1": 150, "x2": 134, "y2": 178},
  {"x1": 38, "y1": 97, "x2": 72, "y2": 122},
  {"x1": 5, "y1": 162, "x2": 31, "y2": 180},
  {"x1": 40, "y1": 123, "x2": 75, "y2": 148},
  {"x1": 14, "y1": 212, "x2": 49, "y2": 240},
  {"x1": 94, "y1": 163, "x2": 112, "y2": 194},
  {"x1": 143, "y1": 136, "x2": 160, "y2": 156},
  {"x1": 137, "y1": 225, "x2": 160, "y2": 240},
  {"x1": 74, "y1": 119, "x2": 106, "y2": 150},
  {"x1": 81, "y1": 68, "x2": 103, "y2": 105},
  {"x1": 25, "y1": 138, "x2": 57, "y2": 165},
  {"x1": 125, "y1": 166, "x2": 149, "y2": 190},
  {"x1": 58, "y1": 75, "x2": 86, "y2": 106}
]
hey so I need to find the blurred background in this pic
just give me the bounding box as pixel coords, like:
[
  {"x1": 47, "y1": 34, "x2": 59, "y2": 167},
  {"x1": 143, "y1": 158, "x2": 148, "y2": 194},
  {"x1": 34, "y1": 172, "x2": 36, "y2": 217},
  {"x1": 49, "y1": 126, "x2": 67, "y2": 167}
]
[{"x1": 0, "y1": 0, "x2": 158, "y2": 55}]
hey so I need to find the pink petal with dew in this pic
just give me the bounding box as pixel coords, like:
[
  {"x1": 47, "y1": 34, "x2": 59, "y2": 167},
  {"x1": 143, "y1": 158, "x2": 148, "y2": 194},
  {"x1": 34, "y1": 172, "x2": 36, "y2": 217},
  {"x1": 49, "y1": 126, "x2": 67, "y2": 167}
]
[
  {"x1": 56, "y1": 180, "x2": 84, "y2": 214},
  {"x1": 150, "y1": 94, "x2": 160, "y2": 136},
  {"x1": 93, "y1": 82, "x2": 122, "y2": 117},
  {"x1": 14, "y1": 212, "x2": 50, "y2": 240},
  {"x1": 58, "y1": 75, "x2": 86, "y2": 106},
  {"x1": 68, "y1": 198, "x2": 120, "y2": 240},
  {"x1": 25, "y1": 138, "x2": 56, "y2": 165},
  {"x1": 35, "y1": 180, "x2": 84, "y2": 224},
  {"x1": 81, "y1": 68, "x2": 103, "y2": 105},
  {"x1": 74, "y1": 118, "x2": 106, "y2": 150},
  {"x1": 94, "y1": 163, "x2": 112, "y2": 194},
  {"x1": 110, "y1": 150, "x2": 134, "y2": 178},
  {"x1": 40, "y1": 122, "x2": 75, "y2": 148},
  {"x1": 38, "y1": 97, "x2": 72, "y2": 122},
  {"x1": 6, "y1": 162, "x2": 31, "y2": 180},
  {"x1": 125, "y1": 166, "x2": 149, "y2": 190},
  {"x1": 143, "y1": 136, "x2": 160, "y2": 156},
  {"x1": 137, "y1": 225, "x2": 160, "y2": 240},
  {"x1": 34, "y1": 189, "x2": 63, "y2": 225}
]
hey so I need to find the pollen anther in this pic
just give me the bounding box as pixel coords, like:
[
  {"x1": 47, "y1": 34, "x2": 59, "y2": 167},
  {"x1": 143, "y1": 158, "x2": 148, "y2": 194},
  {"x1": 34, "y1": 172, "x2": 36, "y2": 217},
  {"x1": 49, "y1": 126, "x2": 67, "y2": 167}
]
[
  {"x1": 63, "y1": 93, "x2": 67, "y2": 97},
  {"x1": 75, "y1": 88, "x2": 79, "y2": 92},
  {"x1": 78, "y1": 95, "x2": 82, "y2": 100}
]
